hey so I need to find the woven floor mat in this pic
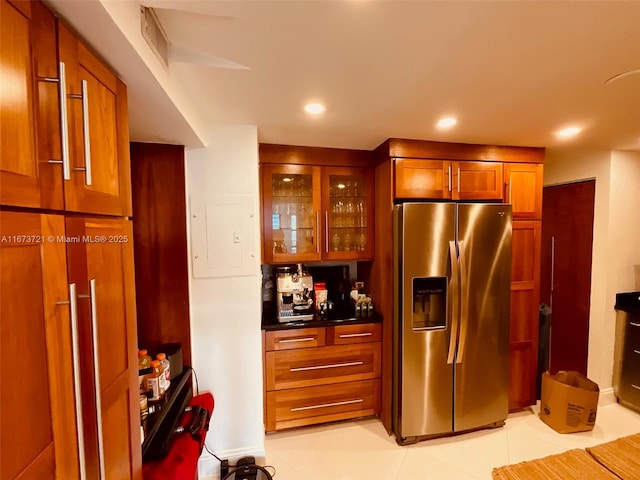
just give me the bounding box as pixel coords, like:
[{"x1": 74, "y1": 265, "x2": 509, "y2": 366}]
[
  {"x1": 492, "y1": 448, "x2": 619, "y2": 480},
  {"x1": 587, "y1": 433, "x2": 640, "y2": 480}
]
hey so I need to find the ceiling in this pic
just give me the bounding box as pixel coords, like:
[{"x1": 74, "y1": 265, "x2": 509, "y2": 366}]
[{"x1": 50, "y1": 0, "x2": 640, "y2": 151}]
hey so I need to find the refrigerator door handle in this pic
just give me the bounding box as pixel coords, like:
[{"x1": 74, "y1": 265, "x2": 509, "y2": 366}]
[
  {"x1": 457, "y1": 240, "x2": 468, "y2": 364},
  {"x1": 447, "y1": 240, "x2": 460, "y2": 365}
]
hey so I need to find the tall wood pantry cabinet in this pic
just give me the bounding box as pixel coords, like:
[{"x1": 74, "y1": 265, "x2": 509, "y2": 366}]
[
  {"x1": 368, "y1": 139, "x2": 544, "y2": 431},
  {"x1": 0, "y1": 1, "x2": 141, "y2": 479}
]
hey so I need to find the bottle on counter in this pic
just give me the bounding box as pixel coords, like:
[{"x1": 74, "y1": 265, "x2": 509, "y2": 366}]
[
  {"x1": 156, "y1": 353, "x2": 171, "y2": 392},
  {"x1": 138, "y1": 349, "x2": 152, "y2": 369},
  {"x1": 138, "y1": 349, "x2": 152, "y2": 394},
  {"x1": 145, "y1": 360, "x2": 165, "y2": 402}
]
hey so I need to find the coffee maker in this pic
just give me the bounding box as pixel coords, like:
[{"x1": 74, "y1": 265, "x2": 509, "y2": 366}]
[{"x1": 276, "y1": 264, "x2": 314, "y2": 322}]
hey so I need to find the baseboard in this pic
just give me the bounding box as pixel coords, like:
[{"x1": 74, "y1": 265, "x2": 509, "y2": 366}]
[
  {"x1": 598, "y1": 387, "x2": 616, "y2": 406},
  {"x1": 198, "y1": 445, "x2": 266, "y2": 480}
]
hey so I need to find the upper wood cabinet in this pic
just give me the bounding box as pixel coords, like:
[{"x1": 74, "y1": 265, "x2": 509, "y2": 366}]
[
  {"x1": 454, "y1": 161, "x2": 503, "y2": 200},
  {"x1": 394, "y1": 159, "x2": 450, "y2": 199},
  {"x1": 504, "y1": 163, "x2": 543, "y2": 220},
  {"x1": 261, "y1": 164, "x2": 374, "y2": 263},
  {"x1": 394, "y1": 159, "x2": 503, "y2": 200},
  {"x1": 262, "y1": 163, "x2": 323, "y2": 264},
  {"x1": 260, "y1": 147, "x2": 375, "y2": 264},
  {"x1": 58, "y1": 23, "x2": 132, "y2": 216},
  {"x1": 322, "y1": 166, "x2": 375, "y2": 261},
  {"x1": 0, "y1": 1, "x2": 131, "y2": 216},
  {"x1": 0, "y1": 0, "x2": 64, "y2": 210}
]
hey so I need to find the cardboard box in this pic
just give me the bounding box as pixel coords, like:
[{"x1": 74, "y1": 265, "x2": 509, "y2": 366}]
[{"x1": 539, "y1": 371, "x2": 600, "y2": 433}]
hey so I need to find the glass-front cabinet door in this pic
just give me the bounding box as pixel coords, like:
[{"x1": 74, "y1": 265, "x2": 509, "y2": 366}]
[
  {"x1": 322, "y1": 166, "x2": 374, "y2": 260},
  {"x1": 262, "y1": 164, "x2": 322, "y2": 263}
]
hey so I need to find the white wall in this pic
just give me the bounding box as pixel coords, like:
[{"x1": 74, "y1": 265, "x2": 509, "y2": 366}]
[
  {"x1": 184, "y1": 125, "x2": 264, "y2": 479},
  {"x1": 544, "y1": 147, "x2": 640, "y2": 390}
]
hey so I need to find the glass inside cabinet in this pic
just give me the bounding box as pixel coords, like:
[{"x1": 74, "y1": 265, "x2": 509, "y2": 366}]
[
  {"x1": 327, "y1": 172, "x2": 368, "y2": 253},
  {"x1": 270, "y1": 173, "x2": 316, "y2": 255}
]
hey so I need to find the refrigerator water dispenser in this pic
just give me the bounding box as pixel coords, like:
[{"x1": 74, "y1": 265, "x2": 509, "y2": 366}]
[{"x1": 412, "y1": 277, "x2": 447, "y2": 330}]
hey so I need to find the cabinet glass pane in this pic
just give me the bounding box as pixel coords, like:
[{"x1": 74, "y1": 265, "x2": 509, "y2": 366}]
[
  {"x1": 271, "y1": 173, "x2": 315, "y2": 255},
  {"x1": 328, "y1": 173, "x2": 368, "y2": 253}
]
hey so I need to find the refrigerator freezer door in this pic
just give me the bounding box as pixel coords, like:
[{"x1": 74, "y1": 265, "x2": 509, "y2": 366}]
[
  {"x1": 393, "y1": 203, "x2": 456, "y2": 439},
  {"x1": 454, "y1": 204, "x2": 512, "y2": 432}
]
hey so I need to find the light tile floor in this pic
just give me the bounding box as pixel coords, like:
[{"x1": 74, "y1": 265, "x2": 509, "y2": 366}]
[{"x1": 264, "y1": 403, "x2": 640, "y2": 480}]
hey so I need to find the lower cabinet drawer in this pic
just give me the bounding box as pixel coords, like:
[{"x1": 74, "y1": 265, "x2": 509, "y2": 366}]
[
  {"x1": 265, "y1": 343, "x2": 381, "y2": 390},
  {"x1": 266, "y1": 379, "x2": 381, "y2": 432}
]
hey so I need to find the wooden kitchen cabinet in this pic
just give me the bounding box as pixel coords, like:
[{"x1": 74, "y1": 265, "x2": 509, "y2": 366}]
[
  {"x1": 453, "y1": 161, "x2": 503, "y2": 200},
  {"x1": 1, "y1": 2, "x2": 141, "y2": 478},
  {"x1": 0, "y1": 213, "x2": 143, "y2": 480},
  {"x1": 261, "y1": 161, "x2": 374, "y2": 263},
  {"x1": 322, "y1": 166, "x2": 374, "y2": 260},
  {"x1": 65, "y1": 217, "x2": 141, "y2": 480},
  {"x1": 394, "y1": 159, "x2": 450, "y2": 199},
  {"x1": 0, "y1": 0, "x2": 64, "y2": 210},
  {"x1": 1, "y1": 1, "x2": 131, "y2": 216},
  {"x1": 0, "y1": 211, "x2": 79, "y2": 480},
  {"x1": 504, "y1": 163, "x2": 543, "y2": 220},
  {"x1": 263, "y1": 322, "x2": 382, "y2": 432},
  {"x1": 509, "y1": 221, "x2": 542, "y2": 410},
  {"x1": 58, "y1": 22, "x2": 132, "y2": 217},
  {"x1": 393, "y1": 159, "x2": 503, "y2": 200},
  {"x1": 261, "y1": 163, "x2": 322, "y2": 264}
]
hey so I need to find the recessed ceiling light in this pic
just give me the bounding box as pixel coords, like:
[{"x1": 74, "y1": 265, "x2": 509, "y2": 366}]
[
  {"x1": 304, "y1": 102, "x2": 326, "y2": 115},
  {"x1": 556, "y1": 126, "x2": 581, "y2": 137},
  {"x1": 436, "y1": 117, "x2": 457, "y2": 129}
]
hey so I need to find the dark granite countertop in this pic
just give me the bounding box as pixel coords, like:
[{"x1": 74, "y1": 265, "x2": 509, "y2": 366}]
[{"x1": 262, "y1": 309, "x2": 382, "y2": 331}]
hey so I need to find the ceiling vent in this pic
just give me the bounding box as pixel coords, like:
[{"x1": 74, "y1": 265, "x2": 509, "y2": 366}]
[{"x1": 141, "y1": 6, "x2": 169, "y2": 68}]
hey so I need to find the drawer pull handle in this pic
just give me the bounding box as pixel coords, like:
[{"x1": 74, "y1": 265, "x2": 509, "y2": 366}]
[
  {"x1": 278, "y1": 337, "x2": 315, "y2": 344},
  {"x1": 632, "y1": 384, "x2": 640, "y2": 390},
  {"x1": 634, "y1": 349, "x2": 640, "y2": 355},
  {"x1": 291, "y1": 361, "x2": 364, "y2": 372},
  {"x1": 291, "y1": 398, "x2": 364, "y2": 412},
  {"x1": 339, "y1": 333, "x2": 373, "y2": 338},
  {"x1": 631, "y1": 322, "x2": 640, "y2": 328}
]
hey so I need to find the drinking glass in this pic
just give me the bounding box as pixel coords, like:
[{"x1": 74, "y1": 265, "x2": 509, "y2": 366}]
[
  {"x1": 358, "y1": 233, "x2": 367, "y2": 252},
  {"x1": 331, "y1": 233, "x2": 341, "y2": 252},
  {"x1": 344, "y1": 233, "x2": 352, "y2": 251}
]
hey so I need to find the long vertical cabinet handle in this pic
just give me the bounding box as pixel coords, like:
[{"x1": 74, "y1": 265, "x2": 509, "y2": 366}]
[
  {"x1": 325, "y1": 211, "x2": 329, "y2": 253},
  {"x1": 58, "y1": 283, "x2": 87, "y2": 480},
  {"x1": 316, "y1": 211, "x2": 321, "y2": 254},
  {"x1": 457, "y1": 167, "x2": 461, "y2": 193},
  {"x1": 447, "y1": 241, "x2": 460, "y2": 365},
  {"x1": 550, "y1": 236, "x2": 556, "y2": 310},
  {"x1": 447, "y1": 165, "x2": 452, "y2": 193},
  {"x1": 457, "y1": 240, "x2": 468, "y2": 364},
  {"x1": 58, "y1": 62, "x2": 71, "y2": 180},
  {"x1": 80, "y1": 80, "x2": 93, "y2": 185},
  {"x1": 89, "y1": 279, "x2": 106, "y2": 480}
]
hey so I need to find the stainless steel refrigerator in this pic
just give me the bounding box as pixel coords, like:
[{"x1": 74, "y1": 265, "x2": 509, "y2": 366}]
[{"x1": 392, "y1": 202, "x2": 512, "y2": 444}]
